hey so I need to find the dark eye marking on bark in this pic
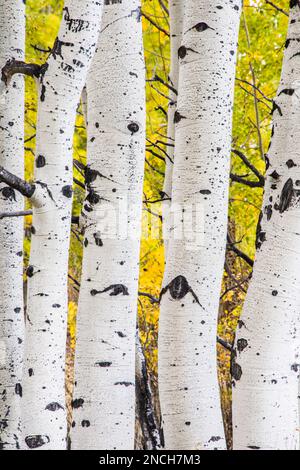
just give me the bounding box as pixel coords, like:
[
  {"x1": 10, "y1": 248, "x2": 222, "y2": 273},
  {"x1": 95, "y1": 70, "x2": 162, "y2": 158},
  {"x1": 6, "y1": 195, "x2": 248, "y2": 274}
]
[
  {"x1": 275, "y1": 178, "x2": 294, "y2": 213},
  {"x1": 90, "y1": 284, "x2": 129, "y2": 297},
  {"x1": 177, "y1": 45, "x2": 199, "y2": 59},
  {"x1": 278, "y1": 88, "x2": 295, "y2": 96},
  {"x1": 15, "y1": 383, "x2": 22, "y2": 397},
  {"x1": 127, "y1": 122, "x2": 139, "y2": 134},
  {"x1": 52, "y1": 38, "x2": 74, "y2": 60},
  {"x1": 25, "y1": 435, "x2": 50, "y2": 449},
  {"x1": 237, "y1": 338, "x2": 248, "y2": 352},
  {"x1": 114, "y1": 382, "x2": 134, "y2": 387},
  {"x1": 81, "y1": 420, "x2": 90, "y2": 427},
  {"x1": 286, "y1": 159, "x2": 296, "y2": 169},
  {"x1": 159, "y1": 275, "x2": 205, "y2": 310},
  {"x1": 71, "y1": 398, "x2": 84, "y2": 409},
  {"x1": 63, "y1": 7, "x2": 90, "y2": 33},
  {"x1": 26, "y1": 265, "x2": 35, "y2": 278},
  {"x1": 85, "y1": 166, "x2": 116, "y2": 185},
  {"x1": 28, "y1": 368, "x2": 34, "y2": 377},
  {"x1": 270, "y1": 170, "x2": 280, "y2": 180},
  {"x1": 174, "y1": 110, "x2": 186, "y2": 123},
  {"x1": 93, "y1": 233, "x2": 103, "y2": 247},
  {"x1": 186, "y1": 22, "x2": 215, "y2": 34},
  {"x1": 95, "y1": 362, "x2": 112, "y2": 367},
  {"x1": 200, "y1": 189, "x2": 211, "y2": 195},
  {"x1": 36, "y1": 155, "x2": 46, "y2": 168},
  {"x1": 45, "y1": 402, "x2": 64, "y2": 411},
  {"x1": 0, "y1": 186, "x2": 16, "y2": 201},
  {"x1": 62, "y1": 185, "x2": 73, "y2": 198}
]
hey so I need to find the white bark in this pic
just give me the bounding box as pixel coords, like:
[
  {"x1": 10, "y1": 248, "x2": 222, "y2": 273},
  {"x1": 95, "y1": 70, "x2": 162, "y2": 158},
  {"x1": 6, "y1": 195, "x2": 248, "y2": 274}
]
[
  {"x1": 158, "y1": 0, "x2": 241, "y2": 450},
  {"x1": 71, "y1": 0, "x2": 145, "y2": 450},
  {"x1": 232, "y1": 3, "x2": 300, "y2": 450},
  {"x1": 162, "y1": 0, "x2": 183, "y2": 254},
  {"x1": 0, "y1": 0, "x2": 25, "y2": 450},
  {"x1": 21, "y1": 1, "x2": 103, "y2": 450}
]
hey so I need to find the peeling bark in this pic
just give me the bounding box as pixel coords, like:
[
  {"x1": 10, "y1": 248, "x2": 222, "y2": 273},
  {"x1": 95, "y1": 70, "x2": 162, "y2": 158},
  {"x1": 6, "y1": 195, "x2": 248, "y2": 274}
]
[
  {"x1": 71, "y1": 0, "x2": 145, "y2": 450},
  {"x1": 0, "y1": 0, "x2": 25, "y2": 450},
  {"x1": 158, "y1": 0, "x2": 241, "y2": 450},
  {"x1": 233, "y1": 2, "x2": 300, "y2": 450}
]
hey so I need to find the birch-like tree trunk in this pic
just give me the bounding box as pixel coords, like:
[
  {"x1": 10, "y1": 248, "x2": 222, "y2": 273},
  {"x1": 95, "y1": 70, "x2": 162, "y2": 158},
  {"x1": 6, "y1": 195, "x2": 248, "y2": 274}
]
[
  {"x1": 232, "y1": 2, "x2": 300, "y2": 450},
  {"x1": 71, "y1": 0, "x2": 145, "y2": 450},
  {"x1": 0, "y1": 0, "x2": 25, "y2": 450},
  {"x1": 12, "y1": 1, "x2": 103, "y2": 450},
  {"x1": 162, "y1": 0, "x2": 183, "y2": 254},
  {"x1": 158, "y1": 0, "x2": 241, "y2": 450}
]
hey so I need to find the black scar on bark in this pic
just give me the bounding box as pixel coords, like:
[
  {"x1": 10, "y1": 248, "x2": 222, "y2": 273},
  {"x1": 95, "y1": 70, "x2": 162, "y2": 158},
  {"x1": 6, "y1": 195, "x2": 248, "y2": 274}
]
[
  {"x1": 93, "y1": 233, "x2": 103, "y2": 247},
  {"x1": 95, "y1": 362, "x2": 112, "y2": 367},
  {"x1": 174, "y1": 111, "x2": 186, "y2": 123},
  {"x1": 209, "y1": 436, "x2": 222, "y2": 442},
  {"x1": 275, "y1": 178, "x2": 294, "y2": 213},
  {"x1": 52, "y1": 38, "x2": 74, "y2": 60},
  {"x1": 63, "y1": 7, "x2": 90, "y2": 33},
  {"x1": 90, "y1": 284, "x2": 129, "y2": 297},
  {"x1": 278, "y1": 88, "x2": 295, "y2": 96},
  {"x1": 62, "y1": 185, "x2": 73, "y2": 198},
  {"x1": 71, "y1": 398, "x2": 84, "y2": 409},
  {"x1": 290, "y1": 0, "x2": 300, "y2": 9},
  {"x1": 159, "y1": 275, "x2": 205, "y2": 310},
  {"x1": 127, "y1": 122, "x2": 139, "y2": 135},
  {"x1": 231, "y1": 349, "x2": 242, "y2": 382},
  {"x1": 291, "y1": 363, "x2": 299, "y2": 372},
  {"x1": 28, "y1": 368, "x2": 34, "y2": 377},
  {"x1": 86, "y1": 190, "x2": 101, "y2": 205},
  {"x1": 255, "y1": 211, "x2": 266, "y2": 250},
  {"x1": 286, "y1": 159, "x2": 296, "y2": 168},
  {"x1": 114, "y1": 382, "x2": 134, "y2": 387},
  {"x1": 270, "y1": 170, "x2": 280, "y2": 180},
  {"x1": 15, "y1": 383, "x2": 22, "y2": 397},
  {"x1": 1, "y1": 187, "x2": 16, "y2": 201},
  {"x1": 36, "y1": 155, "x2": 46, "y2": 168},
  {"x1": 25, "y1": 435, "x2": 50, "y2": 449},
  {"x1": 45, "y1": 402, "x2": 64, "y2": 411},
  {"x1": 187, "y1": 22, "x2": 215, "y2": 33},
  {"x1": 237, "y1": 338, "x2": 248, "y2": 353},
  {"x1": 177, "y1": 45, "x2": 199, "y2": 59},
  {"x1": 26, "y1": 265, "x2": 34, "y2": 278},
  {"x1": 85, "y1": 166, "x2": 116, "y2": 185},
  {"x1": 271, "y1": 101, "x2": 282, "y2": 116},
  {"x1": 81, "y1": 420, "x2": 90, "y2": 427},
  {"x1": 265, "y1": 204, "x2": 272, "y2": 221},
  {"x1": 248, "y1": 445, "x2": 260, "y2": 449}
]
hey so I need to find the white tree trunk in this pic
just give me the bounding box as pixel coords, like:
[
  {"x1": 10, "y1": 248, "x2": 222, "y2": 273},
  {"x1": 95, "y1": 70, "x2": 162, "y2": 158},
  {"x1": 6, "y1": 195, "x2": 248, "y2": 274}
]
[
  {"x1": 71, "y1": 0, "x2": 145, "y2": 450},
  {"x1": 232, "y1": 3, "x2": 300, "y2": 450},
  {"x1": 21, "y1": 1, "x2": 103, "y2": 450},
  {"x1": 0, "y1": 0, "x2": 25, "y2": 450},
  {"x1": 162, "y1": 0, "x2": 183, "y2": 254},
  {"x1": 158, "y1": 0, "x2": 241, "y2": 450}
]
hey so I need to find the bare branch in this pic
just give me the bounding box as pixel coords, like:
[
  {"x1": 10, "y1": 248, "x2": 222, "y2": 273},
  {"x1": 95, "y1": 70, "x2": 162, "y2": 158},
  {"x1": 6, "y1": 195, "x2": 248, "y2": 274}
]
[
  {"x1": 1, "y1": 59, "x2": 46, "y2": 85},
  {"x1": 0, "y1": 210, "x2": 32, "y2": 220},
  {"x1": 0, "y1": 165, "x2": 35, "y2": 198}
]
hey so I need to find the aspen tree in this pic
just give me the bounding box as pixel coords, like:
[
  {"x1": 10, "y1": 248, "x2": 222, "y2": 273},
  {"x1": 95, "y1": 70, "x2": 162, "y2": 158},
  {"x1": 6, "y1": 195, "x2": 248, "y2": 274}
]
[
  {"x1": 158, "y1": 0, "x2": 242, "y2": 450},
  {"x1": 71, "y1": 0, "x2": 145, "y2": 450},
  {"x1": 0, "y1": 0, "x2": 25, "y2": 450},
  {"x1": 233, "y1": 0, "x2": 300, "y2": 450},
  {"x1": 0, "y1": 0, "x2": 103, "y2": 450}
]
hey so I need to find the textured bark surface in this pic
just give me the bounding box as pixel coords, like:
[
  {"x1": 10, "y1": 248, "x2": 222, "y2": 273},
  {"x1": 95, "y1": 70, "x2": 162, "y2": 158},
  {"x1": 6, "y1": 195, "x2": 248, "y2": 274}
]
[
  {"x1": 0, "y1": 0, "x2": 25, "y2": 450},
  {"x1": 22, "y1": 1, "x2": 103, "y2": 450},
  {"x1": 162, "y1": 0, "x2": 183, "y2": 254},
  {"x1": 158, "y1": 0, "x2": 241, "y2": 450},
  {"x1": 233, "y1": 2, "x2": 300, "y2": 450},
  {"x1": 71, "y1": 0, "x2": 145, "y2": 450}
]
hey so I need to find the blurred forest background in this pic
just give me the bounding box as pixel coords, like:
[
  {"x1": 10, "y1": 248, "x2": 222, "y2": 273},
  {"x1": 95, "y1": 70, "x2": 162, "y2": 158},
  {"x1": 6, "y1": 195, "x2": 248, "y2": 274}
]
[{"x1": 23, "y1": 0, "x2": 289, "y2": 445}]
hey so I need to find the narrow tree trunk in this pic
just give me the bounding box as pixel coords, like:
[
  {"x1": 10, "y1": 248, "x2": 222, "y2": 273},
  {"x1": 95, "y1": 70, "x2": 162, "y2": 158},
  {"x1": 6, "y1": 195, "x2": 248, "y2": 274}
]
[
  {"x1": 71, "y1": 0, "x2": 145, "y2": 450},
  {"x1": 158, "y1": 0, "x2": 241, "y2": 450},
  {"x1": 21, "y1": 1, "x2": 103, "y2": 450},
  {"x1": 162, "y1": 0, "x2": 183, "y2": 254},
  {"x1": 232, "y1": 2, "x2": 300, "y2": 450},
  {"x1": 0, "y1": 0, "x2": 25, "y2": 450}
]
